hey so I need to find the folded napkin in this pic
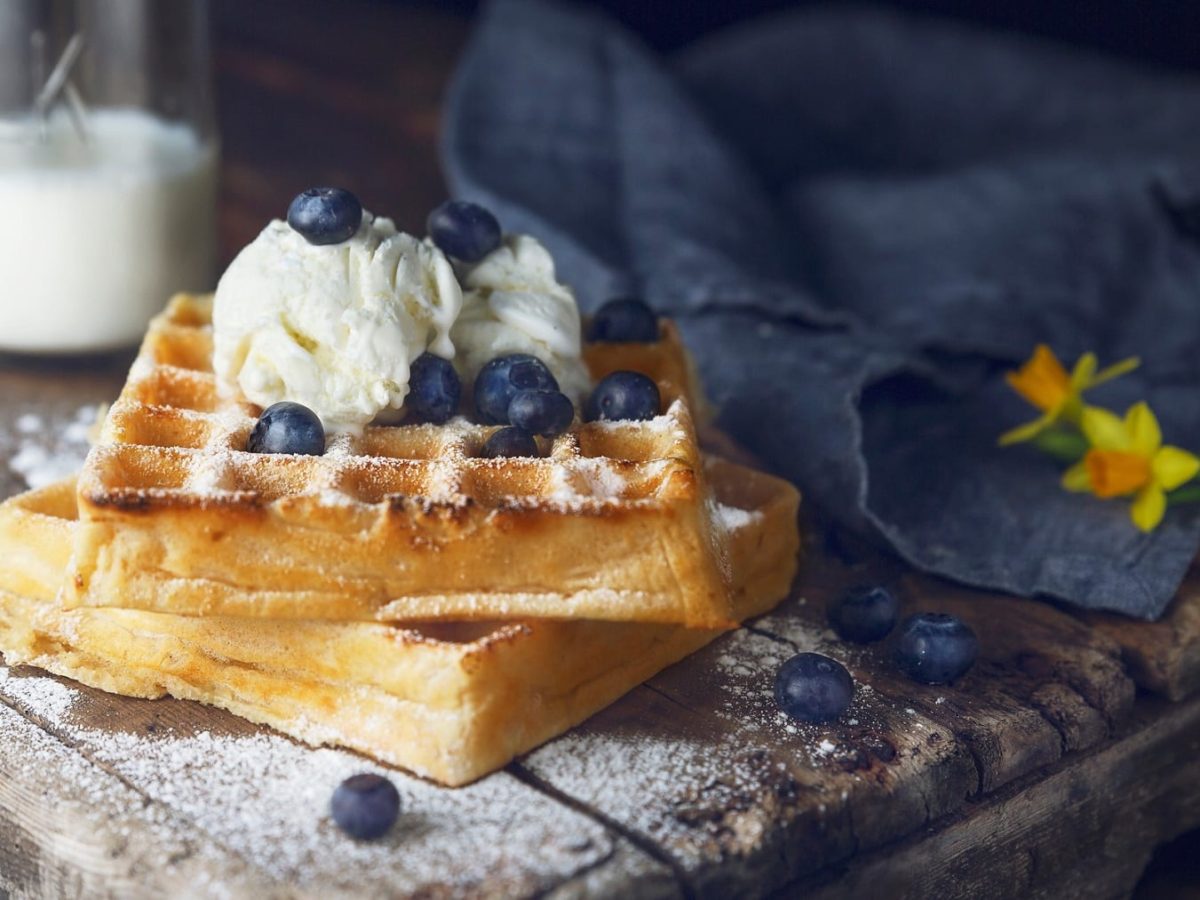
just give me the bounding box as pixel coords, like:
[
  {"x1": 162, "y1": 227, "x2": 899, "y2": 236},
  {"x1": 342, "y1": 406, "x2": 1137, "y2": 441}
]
[{"x1": 442, "y1": 0, "x2": 1200, "y2": 619}]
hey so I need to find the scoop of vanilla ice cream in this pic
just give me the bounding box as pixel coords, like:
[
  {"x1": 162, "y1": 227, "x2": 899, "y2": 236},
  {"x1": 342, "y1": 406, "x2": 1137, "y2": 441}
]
[
  {"x1": 452, "y1": 234, "x2": 591, "y2": 401},
  {"x1": 212, "y1": 213, "x2": 462, "y2": 431}
]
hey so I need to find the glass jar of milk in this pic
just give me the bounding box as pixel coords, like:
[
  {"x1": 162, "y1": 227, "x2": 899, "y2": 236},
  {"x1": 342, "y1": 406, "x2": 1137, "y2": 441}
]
[{"x1": 0, "y1": 0, "x2": 218, "y2": 353}]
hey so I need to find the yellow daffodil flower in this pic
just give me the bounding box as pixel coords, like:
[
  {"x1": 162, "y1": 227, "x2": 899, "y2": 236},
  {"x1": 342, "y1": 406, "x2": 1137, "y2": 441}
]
[
  {"x1": 999, "y1": 345, "x2": 1139, "y2": 446},
  {"x1": 1062, "y1": 402, "x2": 1200, "y2": 532}
]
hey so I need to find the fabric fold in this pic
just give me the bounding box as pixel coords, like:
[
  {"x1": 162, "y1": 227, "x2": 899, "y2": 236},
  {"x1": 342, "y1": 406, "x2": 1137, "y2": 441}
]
[{"x1": 443, "y1": 0, "x2": 1200, "y2": 618}]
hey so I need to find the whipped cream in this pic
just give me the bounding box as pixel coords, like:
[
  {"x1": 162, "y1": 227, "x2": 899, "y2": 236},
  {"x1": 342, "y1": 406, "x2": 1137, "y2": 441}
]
[
  {"x1": 453, "y1": 235, "x2": 591, "y2": 402},
  {"x1": 212, "y1": 213, "x2": 462, "y2": 431}
]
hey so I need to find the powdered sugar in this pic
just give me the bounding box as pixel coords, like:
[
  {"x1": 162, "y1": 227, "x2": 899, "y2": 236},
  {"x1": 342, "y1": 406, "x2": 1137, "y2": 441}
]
[
  {"x1": 548, "y1": 456, "x2": 629, "y2": 502},
  {"x1": 0, "y1": 661, "x2": 619, "y2": 893},
  {"x1": 5, "y1": 404, "x2": 97, "y2": 490},
  {"x1": 0, "y1": 664, "x2": 75, "y2": 719},
  {"x1": 713, "y1": 503, "x2": 762, "y2": 532}
]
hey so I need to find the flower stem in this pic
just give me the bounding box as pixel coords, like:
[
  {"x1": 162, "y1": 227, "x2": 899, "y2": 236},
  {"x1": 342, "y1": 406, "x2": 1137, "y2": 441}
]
[
  {"x1": 1168, "y1": 483, "x2": 1200, "y2": 506},
  {"x1": 1033, "y1": 428, "x2": 1089, "y2": 463}
]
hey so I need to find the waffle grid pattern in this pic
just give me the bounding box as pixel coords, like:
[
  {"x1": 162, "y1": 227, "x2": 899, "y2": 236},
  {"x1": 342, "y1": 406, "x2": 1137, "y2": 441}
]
[
  {"x1": 89, "y1": 295, "x2": 701, "y2": 514},
  {"x1": 68, "y1": 294, "x2": 734, "y2": 627}
]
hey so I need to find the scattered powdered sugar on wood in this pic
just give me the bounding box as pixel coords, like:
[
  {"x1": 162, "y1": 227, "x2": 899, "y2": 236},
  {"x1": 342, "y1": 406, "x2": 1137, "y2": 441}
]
[
  {"x1": 705, "y1": 627, "x2": 883, "y2": 749},
  {"x1": 0, "y1": 663, "x2": 75, "y2": 719},
  {"x1": 522, "y1": 728, "x2": 800, "y2": 871},
  {"x1": 0, "y1": 662, "x2": 617, "y2": 893},
  {"x1": 5, "y1": 404, "x2": 98, "y2": 489},
  {"x1": 519, "y1": 619, "x2": 915, "y2": 874}
]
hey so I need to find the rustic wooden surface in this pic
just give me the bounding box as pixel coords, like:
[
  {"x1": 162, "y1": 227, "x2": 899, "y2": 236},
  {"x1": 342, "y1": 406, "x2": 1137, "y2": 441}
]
[
  {"x1": 3, "y1": 1, "x2": 1200, "y2": 897},
  {"x1": 2, "y1": 506, "x2": 1200, "y2": 898}
]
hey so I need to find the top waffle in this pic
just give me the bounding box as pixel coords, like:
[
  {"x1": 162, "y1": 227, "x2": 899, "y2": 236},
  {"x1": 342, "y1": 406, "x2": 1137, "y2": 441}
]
[{"x1": 66, "y1": 294, "x2": 736, "y2": 627}]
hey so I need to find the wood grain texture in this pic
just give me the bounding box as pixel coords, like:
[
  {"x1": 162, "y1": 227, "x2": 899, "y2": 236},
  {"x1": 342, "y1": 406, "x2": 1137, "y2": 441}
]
[
  {"x1": 0, "y1": 664, "x2": 671, "y2": 899},
  {"x1": 757, "y1": 536, "x2": 1135, "y2": 793},
  {"x1": 211, "y1": 0, "x2": 467, "y2": 267},
  {"x1": 1083, "y1": 565, "x2": 1200, "y2": 702},
  {"x1": 791, "y1": 694, "x2": 1200, "y2": 900}
]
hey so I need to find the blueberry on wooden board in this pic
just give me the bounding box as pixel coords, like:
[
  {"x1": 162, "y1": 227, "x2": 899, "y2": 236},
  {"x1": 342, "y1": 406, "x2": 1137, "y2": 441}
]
[
  {"x1": 828, "y1": 584, "x2": 899, "y2": 643},
  {"x1": 330, "y1": 773, "x2": 400, "y2": 840},
  {"x1": 893, "y1": 613, "x2": 979, "y2": 684},
  {"x1": 774, "y1": 652, "x2": 854, "y2": 724}
]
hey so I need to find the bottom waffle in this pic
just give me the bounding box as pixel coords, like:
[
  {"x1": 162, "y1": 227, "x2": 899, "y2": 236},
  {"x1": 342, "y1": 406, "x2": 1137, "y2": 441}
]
[{"x1": 0, "y1": 458, "x2": 799, "y2": 786}]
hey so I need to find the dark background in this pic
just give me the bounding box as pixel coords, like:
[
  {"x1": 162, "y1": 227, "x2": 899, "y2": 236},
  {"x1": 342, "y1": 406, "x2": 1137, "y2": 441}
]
[
  {"x1": 208, "y1": 0, "x2": 1200, "y2": 265},
  {"x1": 430, "y1": 0, "x2": 1200, "y2": 69}
]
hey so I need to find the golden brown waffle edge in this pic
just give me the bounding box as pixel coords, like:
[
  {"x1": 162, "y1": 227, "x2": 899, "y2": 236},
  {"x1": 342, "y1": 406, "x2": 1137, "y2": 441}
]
[
  {"x1": 0, "y1": 459, "x2": 799, "y2": 785},
  {"x1": 66, "y1": 295, "x2": 737, "y2": 627}
]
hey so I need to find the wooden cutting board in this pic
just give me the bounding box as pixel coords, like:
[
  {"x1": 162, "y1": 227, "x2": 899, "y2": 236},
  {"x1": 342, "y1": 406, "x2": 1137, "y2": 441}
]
[{"x1": 3, "y1": 398, "x2": 1200, "y2": 899}]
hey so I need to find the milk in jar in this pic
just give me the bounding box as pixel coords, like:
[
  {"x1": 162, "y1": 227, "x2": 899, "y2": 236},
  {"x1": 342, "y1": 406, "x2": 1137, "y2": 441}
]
[{"x1": 0, "y1": 108, "x2": 217, "y2": 352}]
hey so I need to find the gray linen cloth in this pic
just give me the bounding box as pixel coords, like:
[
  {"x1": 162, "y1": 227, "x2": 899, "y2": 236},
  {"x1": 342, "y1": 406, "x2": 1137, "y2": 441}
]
[{"x1": 442, "y1": 0, "x2": 1200, "y2": 619}]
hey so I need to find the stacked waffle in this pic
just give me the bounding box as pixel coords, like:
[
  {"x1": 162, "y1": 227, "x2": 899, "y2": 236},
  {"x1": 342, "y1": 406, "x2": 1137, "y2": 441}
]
[{"x1": 0, "y1": 295, "x2": 800, "y2": 786}]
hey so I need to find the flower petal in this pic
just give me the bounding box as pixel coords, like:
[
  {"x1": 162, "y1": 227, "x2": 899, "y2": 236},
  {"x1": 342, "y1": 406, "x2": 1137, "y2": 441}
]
[
  {"x1": 1153, "y1": 446, "x2": 1200, "y2": 491},
  {"x1": 1069, "y1": 352, "x2": 1098, "y2": 391},
  {"x1": 1061, "y1": 461, "x2": 1092, "y2": 492},
  {"x1": 1086, "y1": 450, "x2": 1150, "y2": 498},
  {"x1": 1089, "y1": 356, "x2": 1140, "y2": 388},
  {"x1": 1125, "y1": 402, "x2": 1162, "y2": 456},
  {"x1": 1081, "y1": 406, "x2": 1129, "y2": 451},
  {"x1": 1006, "y1": 345, "x2": 1071, "y2": 412},
  {"x1": 999, "y1": 414, "x2": 1055, "y2": 446},
  {"x1": 1131, "y1": 484, "x2": 1167, "y2": 532}
]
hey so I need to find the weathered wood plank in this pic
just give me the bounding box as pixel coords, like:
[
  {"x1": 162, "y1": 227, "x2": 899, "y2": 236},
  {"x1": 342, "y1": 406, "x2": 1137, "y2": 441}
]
[
  {"x1": 755, "y1": 544, "x2": 1136, "y2": 795},
  {"x1": 1081, "y1": 564, "x2": 1200, "y2": 702},
  {"x1": 518, "y1": 619, "x2": 978, "y2": 897},
  {"x1": 0, "y1": 661, "x2": 674, "y2": 899},
  {"x1": 0, "y1": 691, "x2": 285, "y2": 899},
  {"x1": 790, "y1": 693, "x2": 1200, "y2": 900},
  {"x1": 0, "y1": 361, "x2": 127, "y2": 501}
]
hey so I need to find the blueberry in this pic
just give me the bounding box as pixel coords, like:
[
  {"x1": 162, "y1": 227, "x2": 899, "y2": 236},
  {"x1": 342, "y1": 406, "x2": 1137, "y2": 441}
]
[
  {"x1": 286, "y1": 188, "x2": 363, "y2": 246},
  {"x1": 474, "y1": 354, "x2": 559, "y2": 424},
  {"x1": 426, "y1": 200, "x2": 502, "y2": 262},
  {"x1": 330, "y1": 773, "x2": 400, "y2": 840},
  {"x1": 584, "y1": 371, "x2": 660, "y2": 422},
  {"x1": 774, "y1": 652, "x2": 854, "y2": 724},
  {"x1": 508, "y1": 390, "x2": 574, "y2": 437},
  {"x1": 588, "y1": 298, "x2": 659, "y2": 343},
  {"x1": 893, "y1": 613, "x2": 979, "y2": 684},
  {"x1": 828, "y1": 585, "x2": 899, "y2": 644},
  {"x1": 247, "y1": 402, "x2": 325, "y2": 455},
  {"x1": 407, "y1": 353, "x2": 461, "y2": 424},
  {"x1": 481, "y1": 427, "x2": 538, "y2": 459}
]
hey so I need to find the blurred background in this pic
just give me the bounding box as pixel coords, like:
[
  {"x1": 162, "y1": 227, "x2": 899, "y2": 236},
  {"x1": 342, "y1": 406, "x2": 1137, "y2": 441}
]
[
  {"x1": 433, "y1": 0, "x2": 1200, "y2": 62},
  {"x1": 210, "y1": 0, "x2": 1200, "y2": 268}
]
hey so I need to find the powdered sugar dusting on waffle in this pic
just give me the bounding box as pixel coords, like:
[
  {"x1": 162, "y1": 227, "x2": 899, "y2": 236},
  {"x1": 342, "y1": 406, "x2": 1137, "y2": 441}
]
[
  {"x1": 87, "y1": 298, "x2": 708, "y2": 516},
  {"x1": 70, "y1": 294, "x2": 735, "y2": 627},
  {"x1": 547, "y1": 456, "x2": 628, "y2": 503},
  {"x1": 714, "y1": 503, "x2": 763, "y2": 532}
]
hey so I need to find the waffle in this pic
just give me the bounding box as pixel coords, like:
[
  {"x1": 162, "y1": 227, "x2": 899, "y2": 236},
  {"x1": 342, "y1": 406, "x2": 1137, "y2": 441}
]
[
  {"x1": 0, "y1": 458, "x2": 800, "y2": 786},
  {"x1": 65, "y1": 294, "x2": 736, "y2": 627}
]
